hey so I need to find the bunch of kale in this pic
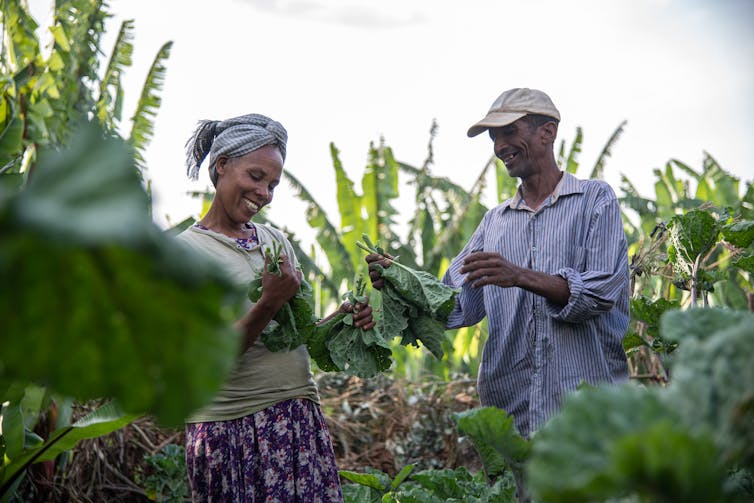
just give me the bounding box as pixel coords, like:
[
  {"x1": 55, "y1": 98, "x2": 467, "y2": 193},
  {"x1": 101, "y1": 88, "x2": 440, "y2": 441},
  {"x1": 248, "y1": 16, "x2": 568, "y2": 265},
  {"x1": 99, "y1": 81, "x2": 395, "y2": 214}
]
[
  {"x1": 357, "y1": 234, "x2": 460, "y2": 360},
  {"x1": 247, "y1": 243, "x2": 392, "y2": 378}
]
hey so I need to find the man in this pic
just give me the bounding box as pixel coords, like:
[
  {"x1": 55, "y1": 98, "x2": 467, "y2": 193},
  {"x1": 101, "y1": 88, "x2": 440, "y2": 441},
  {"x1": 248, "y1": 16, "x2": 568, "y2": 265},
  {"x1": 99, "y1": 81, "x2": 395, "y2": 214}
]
[{"x1": 368, "y1": 88, "x2": 630, "y2": 437}]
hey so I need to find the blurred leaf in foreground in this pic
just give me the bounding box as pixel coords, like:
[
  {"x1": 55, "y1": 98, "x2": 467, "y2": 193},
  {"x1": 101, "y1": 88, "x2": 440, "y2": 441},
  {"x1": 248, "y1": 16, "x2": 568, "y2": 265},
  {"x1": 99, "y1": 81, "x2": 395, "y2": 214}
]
[{"x1": 0, "y1": 122, "x2": 244, "y2": 426}]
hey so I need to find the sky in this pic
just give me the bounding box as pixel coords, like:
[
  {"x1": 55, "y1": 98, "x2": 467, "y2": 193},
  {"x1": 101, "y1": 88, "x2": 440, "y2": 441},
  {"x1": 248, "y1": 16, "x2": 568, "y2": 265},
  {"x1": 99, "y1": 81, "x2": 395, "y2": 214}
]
[{"x1": 27, "y1": 0, "x2": 754, "y2": 235}]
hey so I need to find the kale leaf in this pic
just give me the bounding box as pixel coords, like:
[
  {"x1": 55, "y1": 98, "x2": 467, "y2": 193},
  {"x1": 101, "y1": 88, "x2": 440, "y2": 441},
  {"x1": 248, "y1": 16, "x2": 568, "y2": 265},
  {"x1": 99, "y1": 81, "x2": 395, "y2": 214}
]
[
  {"x1": 324, "y1": 276, "x2": 393, "y2": 377},
  {"x1": 247, "y1": 242, "x2": 316, "y2": 352},
  {"x1": 357, "y1": 234, "x2": 460, "y2": 359}
]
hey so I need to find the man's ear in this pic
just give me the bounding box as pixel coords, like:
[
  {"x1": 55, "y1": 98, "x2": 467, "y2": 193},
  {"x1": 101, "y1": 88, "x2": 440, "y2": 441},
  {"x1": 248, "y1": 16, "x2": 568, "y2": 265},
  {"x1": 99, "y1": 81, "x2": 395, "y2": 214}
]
[{"x1": 540, "y1": 121, "x2": 558, "y2": 144}]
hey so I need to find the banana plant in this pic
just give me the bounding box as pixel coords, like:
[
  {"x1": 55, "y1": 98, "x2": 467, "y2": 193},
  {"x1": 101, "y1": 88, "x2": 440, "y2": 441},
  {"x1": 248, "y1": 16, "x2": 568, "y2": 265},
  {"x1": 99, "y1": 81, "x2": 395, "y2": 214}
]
[
  {"x1": 1, "y1": 2, "x2": 174, "y2": 497},
  {"x1": 1, "y1": 0, "x2": 170, "y2": 198}
]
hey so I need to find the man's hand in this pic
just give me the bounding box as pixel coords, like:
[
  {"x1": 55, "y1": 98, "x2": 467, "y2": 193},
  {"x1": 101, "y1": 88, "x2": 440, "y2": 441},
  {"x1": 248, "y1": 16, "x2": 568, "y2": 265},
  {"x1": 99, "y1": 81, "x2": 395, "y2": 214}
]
[
  {"x1": 365, "y1": 252, "x2": 393, "y2": 290},
  {"x1": 461, "y1": 251, "x2": 571, "y2": 305},
  {"x1": 460, "y1": 251, "x2": 521, "y2": 289}
]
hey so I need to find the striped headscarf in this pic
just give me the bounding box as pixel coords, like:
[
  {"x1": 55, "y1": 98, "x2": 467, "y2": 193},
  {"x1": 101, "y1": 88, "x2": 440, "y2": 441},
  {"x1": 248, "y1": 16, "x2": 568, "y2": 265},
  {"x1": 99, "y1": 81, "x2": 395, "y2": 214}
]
[{"x1": 184, "y1": 113, "x2": 288, "y2": 186}]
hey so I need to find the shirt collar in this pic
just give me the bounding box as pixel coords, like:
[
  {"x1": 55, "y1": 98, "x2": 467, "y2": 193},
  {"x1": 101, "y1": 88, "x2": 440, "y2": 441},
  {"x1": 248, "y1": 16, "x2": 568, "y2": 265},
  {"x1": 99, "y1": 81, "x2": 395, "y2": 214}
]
[{"x1": 502, "y1": 171, "x2": 583, "y2": 210}]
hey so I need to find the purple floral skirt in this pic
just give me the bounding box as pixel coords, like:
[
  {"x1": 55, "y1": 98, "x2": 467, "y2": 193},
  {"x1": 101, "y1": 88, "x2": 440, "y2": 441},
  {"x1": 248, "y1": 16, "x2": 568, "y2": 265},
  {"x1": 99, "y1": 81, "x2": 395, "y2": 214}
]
[{"x1": 185, "y1": 398, "x2": 343, "y2": 502}]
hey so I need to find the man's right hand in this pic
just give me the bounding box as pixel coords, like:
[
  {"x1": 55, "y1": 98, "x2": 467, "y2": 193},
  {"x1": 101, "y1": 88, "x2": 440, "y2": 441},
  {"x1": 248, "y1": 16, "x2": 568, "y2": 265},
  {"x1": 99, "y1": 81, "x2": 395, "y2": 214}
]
[{"x1": 365, "y1": 253, "x2": 393, "y2": 290}]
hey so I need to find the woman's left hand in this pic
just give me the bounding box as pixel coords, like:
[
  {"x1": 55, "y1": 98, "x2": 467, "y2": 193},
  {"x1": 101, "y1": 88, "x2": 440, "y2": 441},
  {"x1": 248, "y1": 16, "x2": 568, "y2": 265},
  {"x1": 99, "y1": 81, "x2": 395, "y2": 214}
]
[{"x1": 340, "y1": 298, "x2": 376, "y2": 331}]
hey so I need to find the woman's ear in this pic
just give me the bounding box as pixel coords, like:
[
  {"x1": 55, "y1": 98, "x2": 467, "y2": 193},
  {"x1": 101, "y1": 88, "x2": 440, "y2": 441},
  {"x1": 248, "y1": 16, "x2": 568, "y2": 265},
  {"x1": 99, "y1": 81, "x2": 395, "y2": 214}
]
[{"x1": 215, "y1": 156, "x2": 230, "y2": 176}]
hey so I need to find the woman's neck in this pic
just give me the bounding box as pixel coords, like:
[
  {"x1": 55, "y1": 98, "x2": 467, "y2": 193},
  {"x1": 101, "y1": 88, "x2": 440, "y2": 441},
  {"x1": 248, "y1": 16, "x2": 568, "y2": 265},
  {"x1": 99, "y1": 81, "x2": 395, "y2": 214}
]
[{"x1": 198, "y1": 209, "x2": 251, "y2": 239}]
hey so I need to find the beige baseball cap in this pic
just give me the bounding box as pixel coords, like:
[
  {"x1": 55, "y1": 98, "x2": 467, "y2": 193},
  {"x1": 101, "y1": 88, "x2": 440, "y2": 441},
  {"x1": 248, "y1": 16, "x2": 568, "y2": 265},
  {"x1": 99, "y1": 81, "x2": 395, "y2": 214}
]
[{"x1": 467, "y1": 88, "x2": 560, "y2": 137}]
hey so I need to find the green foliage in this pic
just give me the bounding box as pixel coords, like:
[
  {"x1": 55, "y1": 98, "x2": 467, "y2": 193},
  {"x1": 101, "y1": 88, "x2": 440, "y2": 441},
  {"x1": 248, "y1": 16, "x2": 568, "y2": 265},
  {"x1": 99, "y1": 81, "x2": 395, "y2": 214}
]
[
  {"x1": 306, "y1": 312, "x2": 341, "y2": 372},
  {"x1": 136, "y1": 444, "x2": 188, "y2": 503},
  {"x1": 590, "y1": 120, "x2": 626, "y2": 180},
  {"x1": 357, "y1": 235, "x2": 460, "y2": 360},
  {"x1": 667, "y1": 208, "x2": 719, "y2": 281},
  {"x1": 526, "y1": 307, "x2": 754, "y2": 502},
  {"x1": 248, "y1": 242, "x2": 317, "y2": 352},
  {"x1": 721, "y1": 219, "x2": 754, "y2": 249},
  {"x1": 1, "y1": 400, "x2": 137, "y2": 495},
  {"x1": 128, "y1": 41, "x2": 173, "y2": 173},
  {"x1": 340, "y1": 465, "x2": 517, "y2": 503},
  {"x1": 526, "y1": 384, "x2": 725, "y2": 502},
  {"x1": 0, "y1": 0, "x2": 170, "y2": 196},
  {"x1": 661, "y1": 309, "x2": 754, "y2": 472},
  {"x1": 325, "y1": 276, "x2": 393, "y2": 378},
  {"x1": 625, "y1": 295, "x2": 680, "y2": 353},
  {"x1": 454, "y1": 407, "x2": 529, "y2": 480},
  {"x1": 0, "y1": 122, "x2": 244, "y2": 426},
  {"x1": 96, "y1": 19, "x2": 134, "y2": 131}
]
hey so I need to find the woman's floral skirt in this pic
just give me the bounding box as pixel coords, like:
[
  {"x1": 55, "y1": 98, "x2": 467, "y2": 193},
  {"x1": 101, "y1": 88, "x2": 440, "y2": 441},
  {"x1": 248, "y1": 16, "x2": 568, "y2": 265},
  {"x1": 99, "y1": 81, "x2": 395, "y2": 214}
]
[{"x1": 185, "y1": 398, "x2": 343, "y2": 502}]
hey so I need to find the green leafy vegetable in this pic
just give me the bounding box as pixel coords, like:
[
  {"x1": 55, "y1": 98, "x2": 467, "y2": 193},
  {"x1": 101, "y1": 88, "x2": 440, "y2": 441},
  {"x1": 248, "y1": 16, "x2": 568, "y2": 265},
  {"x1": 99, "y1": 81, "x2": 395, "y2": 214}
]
[
  {"x1": 357, "y1": 234, "x2": 459, "y2": 359},
  {"x1": 526, "y1": 384, "x2": 726, "y2": 502},
  {"x1": 324, "y1": 276, "x2": 392, "y2": 378},
  {"x1": 307, "y1": 313, "x2": 341, "y2": 372},
  {"x1": 248, "y1": 243, "x2": 317, "y2": 352},
  {"x1": 248, "y1": 250, "x2": 390, "y2": 377}
]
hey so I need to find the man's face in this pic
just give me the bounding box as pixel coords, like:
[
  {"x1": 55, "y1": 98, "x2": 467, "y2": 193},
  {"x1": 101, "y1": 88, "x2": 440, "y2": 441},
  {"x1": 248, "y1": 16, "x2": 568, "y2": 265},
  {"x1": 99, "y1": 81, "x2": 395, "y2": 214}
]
[{"x1": 489, "y1": 118, "x2": 546, "y2": 178}]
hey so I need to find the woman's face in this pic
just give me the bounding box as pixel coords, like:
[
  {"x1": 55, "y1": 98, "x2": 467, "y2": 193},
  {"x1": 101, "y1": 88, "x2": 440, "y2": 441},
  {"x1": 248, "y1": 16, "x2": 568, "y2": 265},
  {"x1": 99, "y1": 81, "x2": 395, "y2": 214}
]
[{"x1": 214, "y1": 144, "x2": 284, "y2": 225}]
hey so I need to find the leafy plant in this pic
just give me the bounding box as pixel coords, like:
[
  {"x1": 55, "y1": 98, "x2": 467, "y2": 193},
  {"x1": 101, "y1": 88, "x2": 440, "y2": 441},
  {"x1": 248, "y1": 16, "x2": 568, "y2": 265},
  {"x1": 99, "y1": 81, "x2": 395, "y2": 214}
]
[
  {"x1": 324, "y1": 275, "x2": 393, "y2": 378},
  {"x1": 0, "y1": 122, "x2": 244, "y2": 424},
  {"x1": 136, "y1": 444, "x2": 188, "y2": 503},
  {"x1": 454, "y1": 407, "x2": 530, "y2": 502},
  {"x1": 342, "y1": 465, "x2": 517, "y2": 502},
  {"x1": 357, "y1": 234, "x2": 460, "y2": 360},
  {"x1": 526, "y1": 308, "x2": 754, "y2": 502},
  {"x1": 1, "y1": 400, "x2": 138, "y2": 496},
  {"x1": 248, "y1": 242, "x2": 318, "y2": 352},
  {"x1": 0, "y1": 122, "x2": 245, "y2": 499},
  {"x1": 340, "y1": 422, "x2": 520, "y2": 503}
]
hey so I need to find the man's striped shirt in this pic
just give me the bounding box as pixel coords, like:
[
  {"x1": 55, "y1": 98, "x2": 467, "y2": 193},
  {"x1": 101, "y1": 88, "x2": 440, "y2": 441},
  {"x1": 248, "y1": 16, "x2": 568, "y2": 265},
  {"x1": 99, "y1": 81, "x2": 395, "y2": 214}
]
[{"x1": 442, "y1": 172, "x2": 630, "y2": 437}]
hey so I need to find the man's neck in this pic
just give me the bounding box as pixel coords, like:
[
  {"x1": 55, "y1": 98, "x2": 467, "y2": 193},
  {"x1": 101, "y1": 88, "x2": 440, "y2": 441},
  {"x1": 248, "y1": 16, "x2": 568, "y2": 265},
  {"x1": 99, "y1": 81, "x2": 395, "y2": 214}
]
[{"x1": 520, "y1": 167, "x2": 563, "y2": 211}]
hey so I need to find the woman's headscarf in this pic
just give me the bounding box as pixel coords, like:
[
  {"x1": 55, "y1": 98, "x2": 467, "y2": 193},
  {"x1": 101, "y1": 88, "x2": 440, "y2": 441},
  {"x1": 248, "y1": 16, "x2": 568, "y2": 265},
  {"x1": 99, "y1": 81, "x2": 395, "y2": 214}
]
[{"x1": 184, "y1": 113, "x2": 288, "y2": 186}]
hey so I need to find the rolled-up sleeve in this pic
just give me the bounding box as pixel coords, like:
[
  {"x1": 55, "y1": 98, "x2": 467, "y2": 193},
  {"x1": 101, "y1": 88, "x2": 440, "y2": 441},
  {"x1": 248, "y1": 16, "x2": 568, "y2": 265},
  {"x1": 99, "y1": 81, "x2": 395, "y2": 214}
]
[{"x1": 547, "y1": 190, "x2": 629, "y2": 323}]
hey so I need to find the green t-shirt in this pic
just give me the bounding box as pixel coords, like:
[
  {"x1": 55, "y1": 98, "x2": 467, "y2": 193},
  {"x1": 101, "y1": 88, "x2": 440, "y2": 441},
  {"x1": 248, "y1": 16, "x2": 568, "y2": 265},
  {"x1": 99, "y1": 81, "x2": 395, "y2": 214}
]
[{"x1": 177, "y1": 223, "x2": 319, "y2": 423}]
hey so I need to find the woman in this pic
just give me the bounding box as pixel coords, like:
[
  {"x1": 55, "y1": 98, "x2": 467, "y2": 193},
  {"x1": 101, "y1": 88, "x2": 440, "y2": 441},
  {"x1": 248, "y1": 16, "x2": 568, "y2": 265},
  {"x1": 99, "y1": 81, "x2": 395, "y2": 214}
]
[{"x1": 178, "y1": 113, "x2": 372, "y2": 502}]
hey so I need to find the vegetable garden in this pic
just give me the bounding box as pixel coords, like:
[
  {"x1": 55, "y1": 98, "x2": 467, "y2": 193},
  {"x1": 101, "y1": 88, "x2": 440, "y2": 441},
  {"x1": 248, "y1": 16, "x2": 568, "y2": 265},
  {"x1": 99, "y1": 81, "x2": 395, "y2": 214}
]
[{"x1": 2, "y1": 2, "x2": 753, "y2": 501}]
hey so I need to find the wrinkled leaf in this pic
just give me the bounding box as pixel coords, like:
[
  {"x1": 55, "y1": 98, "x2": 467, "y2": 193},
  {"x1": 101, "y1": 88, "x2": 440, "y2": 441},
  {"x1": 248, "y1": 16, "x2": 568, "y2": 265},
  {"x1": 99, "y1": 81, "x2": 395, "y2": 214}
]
[
  {"x1": 667, "y1": 209, "x2": 719, "y2": 278},
  {"x1": 663, "y1": 309, "x2": 754, "y2": 472},
  {"x1": 526, "y1": 384, "x2": 724, "y2": 502},
  {"x1": 732, "y1": 251, "x2": 754, "y2": 274},
  {"x1": 721, "y1": 219, "x2": 754, "y2": 248}
]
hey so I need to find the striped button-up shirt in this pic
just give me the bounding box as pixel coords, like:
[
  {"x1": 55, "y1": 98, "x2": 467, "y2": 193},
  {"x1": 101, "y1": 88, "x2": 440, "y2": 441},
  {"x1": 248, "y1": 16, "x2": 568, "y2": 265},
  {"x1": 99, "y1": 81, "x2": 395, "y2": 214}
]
[{"x1": 442, "y1": 172, "x2": 629, "y2": 437}]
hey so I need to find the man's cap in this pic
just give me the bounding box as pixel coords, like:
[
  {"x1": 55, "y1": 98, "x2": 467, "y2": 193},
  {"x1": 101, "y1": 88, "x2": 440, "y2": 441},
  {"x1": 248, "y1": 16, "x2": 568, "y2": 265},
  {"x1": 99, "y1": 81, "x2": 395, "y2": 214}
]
[{"x1": 467, "y1": 88, "x2": 560, "y2": 137}]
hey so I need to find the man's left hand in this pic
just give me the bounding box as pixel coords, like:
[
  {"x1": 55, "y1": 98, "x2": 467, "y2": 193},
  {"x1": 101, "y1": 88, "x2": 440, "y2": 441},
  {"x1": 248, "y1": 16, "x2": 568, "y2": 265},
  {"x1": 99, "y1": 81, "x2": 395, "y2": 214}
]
[{"x1": 460, "y1": 251, "x2": 521, "y2": 288}]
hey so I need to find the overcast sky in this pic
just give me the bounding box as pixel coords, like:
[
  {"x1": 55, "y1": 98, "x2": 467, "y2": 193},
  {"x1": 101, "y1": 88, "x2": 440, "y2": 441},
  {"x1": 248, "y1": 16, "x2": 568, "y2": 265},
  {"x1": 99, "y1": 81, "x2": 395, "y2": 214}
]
[{"x1": 28, "y1": 0, "x2": 754, "y2": 232}]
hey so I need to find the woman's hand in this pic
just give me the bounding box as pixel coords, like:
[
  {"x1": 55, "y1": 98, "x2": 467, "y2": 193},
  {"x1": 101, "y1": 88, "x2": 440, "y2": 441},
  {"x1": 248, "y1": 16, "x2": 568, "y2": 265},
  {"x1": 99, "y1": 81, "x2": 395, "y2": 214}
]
[
  {"x1": 258, "y1": 254, "x2": 301, "y2": 312},
  {"x1": 339, "y1": 297, "x2": 376, "y2": 331},
  {"x1": 365, "y1": 253, "x2": 393, "y2": 290}
]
